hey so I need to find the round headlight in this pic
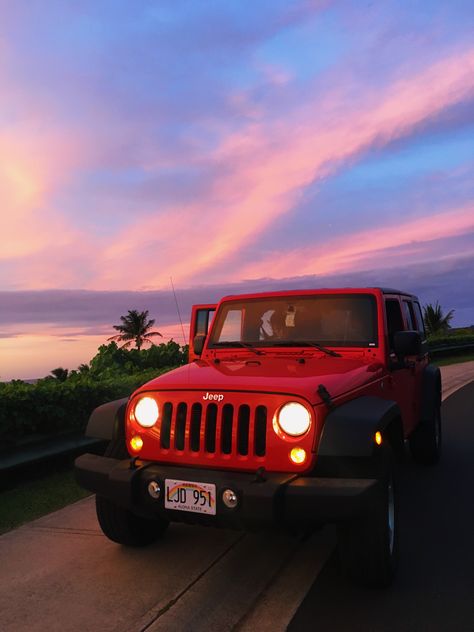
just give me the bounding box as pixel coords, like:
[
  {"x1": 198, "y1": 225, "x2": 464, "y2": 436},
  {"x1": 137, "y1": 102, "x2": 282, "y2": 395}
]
[
  {"x1": 134, "y1": 396, "x2": 159, "y2": 428},
  {"x1": 277, "y1": 402, "x2": 311, "y2": 437}
]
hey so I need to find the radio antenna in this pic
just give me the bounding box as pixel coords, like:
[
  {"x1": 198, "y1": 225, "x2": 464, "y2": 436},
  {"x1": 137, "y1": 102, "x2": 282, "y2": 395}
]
[{"x1": 170, "y1": 276, "x2": 187, "y2": 345}]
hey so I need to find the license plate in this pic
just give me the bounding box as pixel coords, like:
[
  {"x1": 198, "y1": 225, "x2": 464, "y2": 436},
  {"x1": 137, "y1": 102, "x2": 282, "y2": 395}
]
[{"x1": 164, "y1": 479, "x2": 216, "y2": 515}]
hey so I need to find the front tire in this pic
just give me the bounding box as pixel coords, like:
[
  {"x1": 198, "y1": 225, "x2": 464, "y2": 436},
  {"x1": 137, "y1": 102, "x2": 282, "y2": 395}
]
[
  {"x1": 96, "y1": 437, "x2": 169, "y2": 547},
  {"x1": 337, "y1": 460, "x2": 398, "y2": 588}
]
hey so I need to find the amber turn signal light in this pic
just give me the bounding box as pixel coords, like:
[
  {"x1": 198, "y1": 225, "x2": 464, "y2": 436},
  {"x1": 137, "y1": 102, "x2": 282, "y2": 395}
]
[
  {"x1": 130, "y1": 435, "x2": 144, "y2": 452},
  {"x1": 290, "y1": 447, "x2": 306, "y2": 464}
]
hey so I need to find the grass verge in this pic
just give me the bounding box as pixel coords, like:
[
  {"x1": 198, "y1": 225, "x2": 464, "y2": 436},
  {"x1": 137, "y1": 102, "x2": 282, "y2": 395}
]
[{"x1": 0, "y1": 468, "x2": 91, "y2": 535}]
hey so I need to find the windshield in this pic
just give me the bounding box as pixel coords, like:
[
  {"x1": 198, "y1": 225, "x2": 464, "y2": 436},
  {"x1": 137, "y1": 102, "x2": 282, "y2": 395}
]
[{"x1": 208, "y1": 294, "x2": 378, "y2": 348}]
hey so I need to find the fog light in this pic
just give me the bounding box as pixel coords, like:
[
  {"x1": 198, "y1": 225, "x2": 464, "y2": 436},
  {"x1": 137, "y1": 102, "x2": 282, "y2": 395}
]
[
  {"x1": 290, "y1": 447, "x2": 306, "y2": 464},
  {"x1": 148, "y1": 481, "x2": 161, "y2": 499},
  {"x1": 222, "y1": 489, "x2": 238, "y2": 509},
  {"x1": 130, "y1": 435, "x2": 143, "y2": 452},
  {"x1": 375, "y1": 431, "x2": 383, "y2": 446}
]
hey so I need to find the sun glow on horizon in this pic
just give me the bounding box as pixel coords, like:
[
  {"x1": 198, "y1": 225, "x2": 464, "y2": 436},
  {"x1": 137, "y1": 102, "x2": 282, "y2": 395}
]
[{"x1": 0, "y1": 323, "x2": 189, "y2": 382}]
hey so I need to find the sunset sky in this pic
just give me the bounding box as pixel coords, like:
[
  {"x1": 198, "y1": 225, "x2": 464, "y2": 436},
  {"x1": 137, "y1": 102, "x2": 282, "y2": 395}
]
[{"x1": 1, "y1": 0, "x2": 473, "y2": 380}]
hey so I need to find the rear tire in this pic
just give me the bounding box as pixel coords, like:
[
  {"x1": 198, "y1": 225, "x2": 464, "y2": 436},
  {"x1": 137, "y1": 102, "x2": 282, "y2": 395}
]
[
  {"x1": 96, "y1": 437, "x2": 169, "y2": 547},
  {"x1": 409, "y1": 402, "x2": 442, "y2": 466},
  {"x1": 337, "y1": 456, "x2": 398, "y2": 588}
]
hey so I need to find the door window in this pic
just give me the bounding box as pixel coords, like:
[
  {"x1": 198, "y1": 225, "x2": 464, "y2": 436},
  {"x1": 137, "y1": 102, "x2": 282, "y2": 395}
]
[
  {"x1": 196, "y1": 309, "x2": 215, "y2": 336},
  {"x1": 402, "y1": 300, "x2": 416, "y2": 330},
  {"x1": 413, "y1": 302, "x2": 426, "y2": 336},
  {"x1": 385, "y1": 299, "x2": 404, "y2": 349}
]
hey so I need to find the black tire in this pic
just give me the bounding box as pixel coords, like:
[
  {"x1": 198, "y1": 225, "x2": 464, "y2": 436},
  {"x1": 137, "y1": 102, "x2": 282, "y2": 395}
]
[
  {"x1": 409, "y1": 402, "x2": 442, "y2": 466},
  {"x1": 96, "y1": 438, "x2": 169, "y2": 547},
  {"x1": 337, "y1": 457, "x2": 398, "y2": 588}
]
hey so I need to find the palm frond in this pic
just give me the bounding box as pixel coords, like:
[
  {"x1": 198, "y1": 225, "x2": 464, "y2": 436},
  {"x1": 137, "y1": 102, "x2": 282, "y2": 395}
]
[
  {"x1": 109, "y1": 309, "x2": 162, "y2": 350},
  {"x1": 423, "y1": 301, "x2": 454, "y2": 336}
]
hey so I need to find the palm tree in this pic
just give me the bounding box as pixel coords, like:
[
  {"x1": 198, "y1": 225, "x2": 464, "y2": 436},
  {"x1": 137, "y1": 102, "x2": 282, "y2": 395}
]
[
  {"x1": 108, "y1": 309, "x2": 162, "y2": 350},
  {"x1": 423, "y1": 302, "x2": 454, "y2": 336}
]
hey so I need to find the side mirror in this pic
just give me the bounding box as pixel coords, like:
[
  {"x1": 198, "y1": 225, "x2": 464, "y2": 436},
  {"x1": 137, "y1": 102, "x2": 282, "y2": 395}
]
[
  {"x1": 393, "y1": 330, "x2": 422, "y2": 359},
  {"x1": 193, "y1": 334, "x2": 207, "y2": 357}
]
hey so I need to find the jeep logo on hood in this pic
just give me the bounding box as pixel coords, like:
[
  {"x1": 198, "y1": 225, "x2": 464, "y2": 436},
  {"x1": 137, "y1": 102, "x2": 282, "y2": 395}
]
[{"x1": 203, "y1": 392, "x2": 224, "y2": 402}]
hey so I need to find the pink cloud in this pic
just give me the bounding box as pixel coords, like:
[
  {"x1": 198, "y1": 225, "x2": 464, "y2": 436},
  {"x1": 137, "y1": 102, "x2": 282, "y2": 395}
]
[
  {"x1": 87, "y1": 47, "x2": 474, "y2": 291},
  {"x1": 2, "y1": 45, "x2": 473, "y2": 292},
  {"x1": 238, "y1": 204, "x2": 474, "y2": 280},
  {"x1": 0, "y1": 134, "x2": 88, "y2": 278}
]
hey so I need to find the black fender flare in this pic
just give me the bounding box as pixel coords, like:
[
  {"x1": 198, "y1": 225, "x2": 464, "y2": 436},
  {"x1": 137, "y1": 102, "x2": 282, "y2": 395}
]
[
  {"x1": 420, "y1": 364, "x2": 441, "y2": 422},
  {"x1": 318, "y1": 396, "x2": 402, "y2": 457},
  {"x1": 85, "y1": 398, "x2": 128, "y2": 442},
  {"x1": 315, "y1": 396, "x2": 402, "y2": 477}
]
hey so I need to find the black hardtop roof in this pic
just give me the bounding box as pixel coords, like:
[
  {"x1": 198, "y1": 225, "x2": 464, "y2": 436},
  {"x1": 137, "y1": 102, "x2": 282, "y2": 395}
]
[
  {"x1": 220, "y1": 287, "x2": 419, "y2": 301},
  {"x1": 379, "y1": 287, "x2": 418, "y2": 298}
]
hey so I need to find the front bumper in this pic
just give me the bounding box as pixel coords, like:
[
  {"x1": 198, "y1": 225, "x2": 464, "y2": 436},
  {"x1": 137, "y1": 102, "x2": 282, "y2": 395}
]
[{"x1": 75, "y1": 453, "x2": 378, "y2": 531}]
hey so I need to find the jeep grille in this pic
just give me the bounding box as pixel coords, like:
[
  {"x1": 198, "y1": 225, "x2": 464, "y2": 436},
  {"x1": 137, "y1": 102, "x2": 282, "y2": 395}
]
[{"x1": 159, "y1": 400, "x2": 267, "y2": 457}]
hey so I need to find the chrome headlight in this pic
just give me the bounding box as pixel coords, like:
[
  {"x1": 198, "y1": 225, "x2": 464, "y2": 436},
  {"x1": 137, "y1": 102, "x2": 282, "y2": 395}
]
[
  {"x1": 277, "y1": 402, "x2": 311, "y2": 437},
  {"x1": 134, "y1": 396, "x2": 159, "y2": 428}
]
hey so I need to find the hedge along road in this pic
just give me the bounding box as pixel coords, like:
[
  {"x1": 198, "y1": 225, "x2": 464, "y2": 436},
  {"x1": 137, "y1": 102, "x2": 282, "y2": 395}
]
[{"x1": 0, "y1": 363, "x2": 473, "y2": 632}]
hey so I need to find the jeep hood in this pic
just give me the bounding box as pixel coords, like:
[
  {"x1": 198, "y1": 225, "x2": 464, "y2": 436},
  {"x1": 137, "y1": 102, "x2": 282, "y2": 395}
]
[{"x1": 136, "y1": 354, "x2": 384, "y2": 405}]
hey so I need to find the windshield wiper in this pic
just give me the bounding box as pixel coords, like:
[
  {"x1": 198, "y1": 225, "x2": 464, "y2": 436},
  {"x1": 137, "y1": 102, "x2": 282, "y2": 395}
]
[
  {"x1": 272, "y1": 340, "x2": 341, "y2": 357},
  {"x1": 212, "y1": 341, "x2": 264, "y2": 355}
]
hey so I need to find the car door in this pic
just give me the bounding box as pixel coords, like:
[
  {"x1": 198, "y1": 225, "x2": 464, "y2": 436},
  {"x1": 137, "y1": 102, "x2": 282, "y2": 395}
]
[
  {"x1": 403, "y1": 298, "x2": 429, "y2": 418},
  {"x1": 384, "y1": 295, "x2": 418, "y2": 436}
]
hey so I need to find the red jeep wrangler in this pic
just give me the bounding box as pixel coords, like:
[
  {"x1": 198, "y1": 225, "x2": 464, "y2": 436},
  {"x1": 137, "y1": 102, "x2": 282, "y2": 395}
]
[{"x1": 75, "y1": 288, "x2": 441, "y2": 587}]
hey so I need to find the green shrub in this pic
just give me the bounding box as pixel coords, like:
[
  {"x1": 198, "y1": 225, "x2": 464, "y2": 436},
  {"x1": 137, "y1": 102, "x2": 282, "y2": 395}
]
[
  {"x1": 88, "y1": 340, "x2": 187, "y2": 375},
  {"x1": 0, "y1": 368, "x2": 177, "y2": 449},
  {"x1": 428, "y1": 333, "x2": 474, "y2": 348},
  {"x1": 450, "y1": 327, "x2": 474, "y2": 336},
  {"x1": 0, "y1": 338, "x2": 189, "y2": 450}
]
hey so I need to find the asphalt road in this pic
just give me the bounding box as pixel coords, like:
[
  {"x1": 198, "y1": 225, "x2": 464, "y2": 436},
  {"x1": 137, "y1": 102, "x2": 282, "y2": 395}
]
[{"x1": 289, "y1": 381, "x2": 474, "y2": 632}]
